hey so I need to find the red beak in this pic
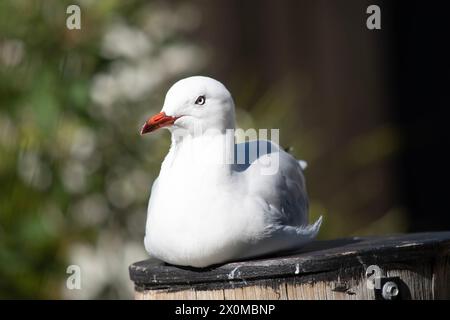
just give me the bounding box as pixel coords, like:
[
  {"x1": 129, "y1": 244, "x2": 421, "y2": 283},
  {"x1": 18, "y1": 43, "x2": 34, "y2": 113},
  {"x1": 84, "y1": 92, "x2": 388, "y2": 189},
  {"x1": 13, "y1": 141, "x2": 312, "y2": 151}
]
[{"x1": 140, "y1": 112, "x2": 178, "y2": 135}]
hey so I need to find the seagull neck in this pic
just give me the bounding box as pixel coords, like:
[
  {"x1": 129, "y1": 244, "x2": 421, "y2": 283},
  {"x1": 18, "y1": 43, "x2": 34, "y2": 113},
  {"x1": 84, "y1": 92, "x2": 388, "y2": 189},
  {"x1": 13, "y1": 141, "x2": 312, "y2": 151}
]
[{"x1": 165, "y1": 132, "x2": 234, "y2": 175}]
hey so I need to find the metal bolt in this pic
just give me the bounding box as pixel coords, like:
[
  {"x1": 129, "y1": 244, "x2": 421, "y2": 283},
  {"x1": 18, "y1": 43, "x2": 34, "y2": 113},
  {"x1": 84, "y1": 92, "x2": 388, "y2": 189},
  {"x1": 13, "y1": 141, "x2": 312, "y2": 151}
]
[{"x1": 382, "y1": 281, "x2": 399, "y2": 300}]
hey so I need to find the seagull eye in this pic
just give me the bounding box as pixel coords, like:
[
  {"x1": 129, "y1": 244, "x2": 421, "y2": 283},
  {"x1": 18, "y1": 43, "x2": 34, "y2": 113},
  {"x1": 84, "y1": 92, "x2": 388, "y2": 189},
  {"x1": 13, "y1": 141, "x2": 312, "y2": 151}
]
[{"x1": 195, "y1": 95, "x2": 206, "y2": 105}]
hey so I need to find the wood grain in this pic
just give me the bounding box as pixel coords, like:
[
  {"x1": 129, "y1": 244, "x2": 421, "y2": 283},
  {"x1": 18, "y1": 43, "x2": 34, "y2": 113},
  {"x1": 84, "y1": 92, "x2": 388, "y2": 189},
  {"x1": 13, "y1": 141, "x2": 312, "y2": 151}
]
[{"x1": 130, "y1": 232, "x2": 450, "y2": 300}]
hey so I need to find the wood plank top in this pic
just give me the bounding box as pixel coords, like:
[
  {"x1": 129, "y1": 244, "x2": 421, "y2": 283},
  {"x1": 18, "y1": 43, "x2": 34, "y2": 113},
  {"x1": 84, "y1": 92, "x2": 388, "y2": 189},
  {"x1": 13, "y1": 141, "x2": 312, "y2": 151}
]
[{"x1": 129, "y1": 231, "x2": 450, "y2": 288}]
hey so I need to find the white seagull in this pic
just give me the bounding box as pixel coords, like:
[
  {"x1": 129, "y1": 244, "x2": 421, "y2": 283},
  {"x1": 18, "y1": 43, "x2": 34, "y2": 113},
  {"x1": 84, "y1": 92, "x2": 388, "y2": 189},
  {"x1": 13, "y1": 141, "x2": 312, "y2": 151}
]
[{"x1": 140, "y1": 76, "x2": 322, "y2": 268}]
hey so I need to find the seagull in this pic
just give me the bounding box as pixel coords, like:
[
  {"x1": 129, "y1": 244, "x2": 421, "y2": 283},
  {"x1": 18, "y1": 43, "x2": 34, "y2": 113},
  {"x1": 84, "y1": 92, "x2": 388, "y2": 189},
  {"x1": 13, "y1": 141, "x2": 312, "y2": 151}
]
[{"x1": 140, "y1": 76, "x2": 322, "y2": 268}]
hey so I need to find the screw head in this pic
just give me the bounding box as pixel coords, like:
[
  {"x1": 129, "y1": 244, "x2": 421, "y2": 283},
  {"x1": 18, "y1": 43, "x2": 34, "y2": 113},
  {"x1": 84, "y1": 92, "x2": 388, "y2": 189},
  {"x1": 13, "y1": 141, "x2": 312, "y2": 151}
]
[{"x1": 382, "y1": 281, "x2": 399, "y2": 300}]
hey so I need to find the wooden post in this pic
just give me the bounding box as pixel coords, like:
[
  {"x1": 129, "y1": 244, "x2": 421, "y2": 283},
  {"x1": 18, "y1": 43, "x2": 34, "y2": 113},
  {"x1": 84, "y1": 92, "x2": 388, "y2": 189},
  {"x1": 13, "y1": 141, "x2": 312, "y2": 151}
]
[{"x1": 129, "y1": 232, "x2": 450, "y2": 300}]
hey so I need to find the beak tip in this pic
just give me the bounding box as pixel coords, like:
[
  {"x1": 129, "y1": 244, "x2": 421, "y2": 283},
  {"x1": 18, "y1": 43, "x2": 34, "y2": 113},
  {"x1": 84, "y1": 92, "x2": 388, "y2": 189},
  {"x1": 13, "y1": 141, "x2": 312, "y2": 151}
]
[{"x1": 140, "y1": 123, "x2": 149, "y2": 135}]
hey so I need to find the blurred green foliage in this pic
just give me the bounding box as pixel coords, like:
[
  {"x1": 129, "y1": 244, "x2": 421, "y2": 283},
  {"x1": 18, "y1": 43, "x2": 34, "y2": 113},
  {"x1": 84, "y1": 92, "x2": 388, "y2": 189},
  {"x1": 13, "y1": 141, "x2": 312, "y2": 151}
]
[{"x1": 0, "y1": 0, "x2": 204, "y2": 298}]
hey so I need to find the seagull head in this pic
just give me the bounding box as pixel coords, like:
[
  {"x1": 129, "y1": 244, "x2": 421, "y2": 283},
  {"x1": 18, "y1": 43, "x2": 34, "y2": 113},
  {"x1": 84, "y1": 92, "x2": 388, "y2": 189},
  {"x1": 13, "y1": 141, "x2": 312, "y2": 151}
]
[{"x1": 140, "y1": 76, "x2": 236, "y2": 136}]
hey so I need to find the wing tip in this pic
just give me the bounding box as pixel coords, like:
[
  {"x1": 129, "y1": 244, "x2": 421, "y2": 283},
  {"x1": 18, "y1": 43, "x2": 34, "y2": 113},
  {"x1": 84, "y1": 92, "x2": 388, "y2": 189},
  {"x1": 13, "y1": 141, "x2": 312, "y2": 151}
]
[
  {"x1": 293, "y1": 215, "x2": 323, "y2": 238},
  {"x1": 306, "y1": 215, "x2": 323, "y2": 237},
  {"x1": 298, "y1": 160, "x2": 308, "y2": 170}
]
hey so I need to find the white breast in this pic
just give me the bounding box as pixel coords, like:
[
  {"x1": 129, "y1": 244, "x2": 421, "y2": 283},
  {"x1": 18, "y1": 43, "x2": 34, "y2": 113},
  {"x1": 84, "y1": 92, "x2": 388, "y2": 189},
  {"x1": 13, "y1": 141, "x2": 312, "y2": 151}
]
[{"x1": 144, "y1": 135, "x2": 267, "y2": 267}]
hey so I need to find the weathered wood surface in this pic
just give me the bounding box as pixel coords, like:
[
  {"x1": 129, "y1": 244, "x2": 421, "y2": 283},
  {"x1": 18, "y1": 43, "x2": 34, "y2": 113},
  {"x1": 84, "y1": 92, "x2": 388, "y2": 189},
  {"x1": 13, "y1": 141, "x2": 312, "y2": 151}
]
[{"x1": 129, "y1": 232, "x2": 450, "y2": 300}]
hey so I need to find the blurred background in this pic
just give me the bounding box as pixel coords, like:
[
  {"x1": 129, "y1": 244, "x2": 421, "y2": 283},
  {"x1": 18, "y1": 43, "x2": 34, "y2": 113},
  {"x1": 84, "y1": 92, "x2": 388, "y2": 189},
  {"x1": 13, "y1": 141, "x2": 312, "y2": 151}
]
[{"x1": 0, "y1": 0, "x2": 448, "y2": 299}]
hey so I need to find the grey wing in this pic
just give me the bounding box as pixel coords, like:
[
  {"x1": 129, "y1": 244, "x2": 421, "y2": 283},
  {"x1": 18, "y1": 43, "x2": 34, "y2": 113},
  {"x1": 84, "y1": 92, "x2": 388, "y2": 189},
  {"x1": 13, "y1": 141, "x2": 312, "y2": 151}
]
[
  {"x1": 245, "y1": 156, "x2": 322, "y2": 259},
  {"x1": 276, "y1": 152, "x2": 309, "y2": 226},
  {"x1": 234, "y1": 140, "x2": 309, "y2": 226},
  {"x1": 256, "y1": 146, "x2": 310, "y2": 227},
  {"x1": 232, "y1": 141, "x2": 322, "y2": 260}
]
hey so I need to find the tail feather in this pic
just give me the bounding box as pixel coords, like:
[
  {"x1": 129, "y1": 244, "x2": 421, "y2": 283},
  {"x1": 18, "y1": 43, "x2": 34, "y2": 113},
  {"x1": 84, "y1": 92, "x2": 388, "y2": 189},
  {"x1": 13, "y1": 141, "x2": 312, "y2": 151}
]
[{"x1": 239, "y1": 216, "x2": 323, "y2": 260}]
